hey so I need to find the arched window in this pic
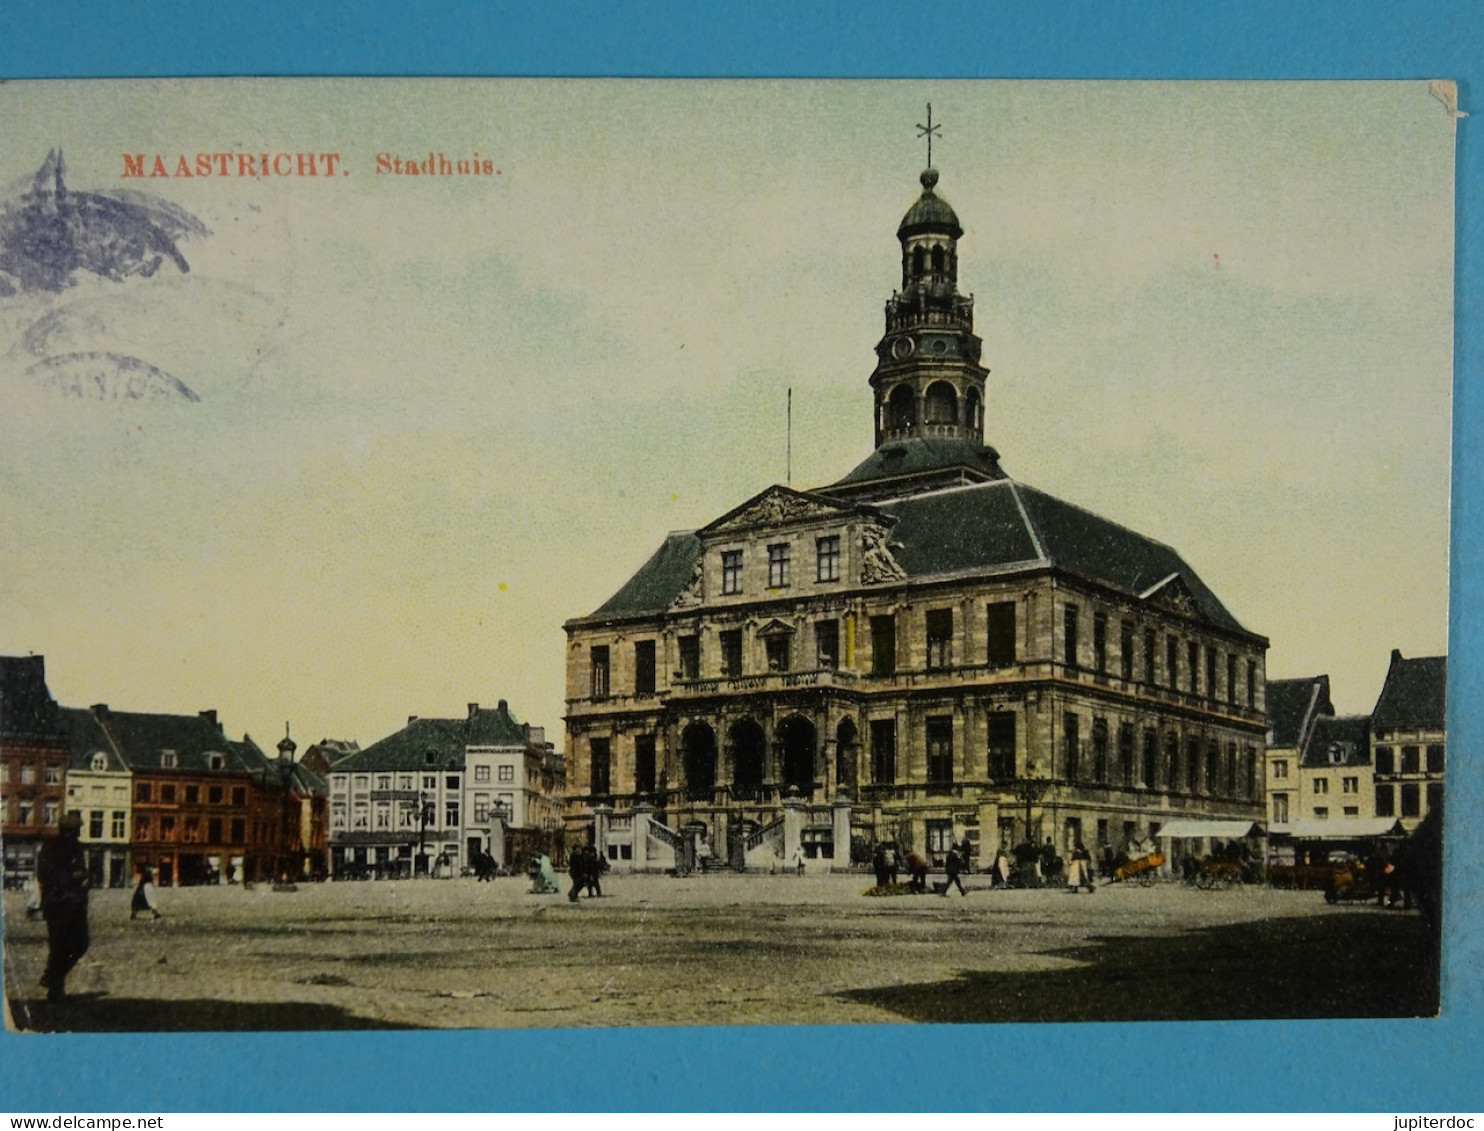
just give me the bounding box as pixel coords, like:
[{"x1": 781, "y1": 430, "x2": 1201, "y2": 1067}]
[
  {"x1": 888, "y1": 385, "x2": 916, "y2": 432},
  {"x1": 965, "y1": 387, "x2": 982, "y2": 431},
  {"x1": 912, "y1": 246, "x2": 926, "y2": 275},
  {"x1": 925, "y1": 381, "x2": 958, "y2": 425},
  {"x1": 930, "y1": 246, "x2": 945, "y2": 273}
]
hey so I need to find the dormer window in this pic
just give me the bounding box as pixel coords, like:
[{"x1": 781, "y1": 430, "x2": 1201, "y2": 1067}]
[
  {"x1": 161, "y1": 750, "x2": 178, "y2": 769},
  {"x1": 91, "y1": 752, "x2": 107, "y2": 772},
  {"x1": 207, "y1": 752, "x2": 225, "y2": 771}
]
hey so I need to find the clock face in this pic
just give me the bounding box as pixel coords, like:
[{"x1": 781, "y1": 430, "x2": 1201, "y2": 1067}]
[
  {"x1": 891, "y1": 336, "x2": 915, "y2": 360},
  {"x1": 931, "y1": 338, "x2": 950, "y2": 356}
]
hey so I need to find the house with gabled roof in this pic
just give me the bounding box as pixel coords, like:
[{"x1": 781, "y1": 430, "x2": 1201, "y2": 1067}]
[
  {"x1": 1, "y1": 655, "x2": 70, "y2": 881},
  {"x1": 1264, "y1": 675, "x2": 1334, "y2": 828},
  {"x1": 1370, "y1": 649, "x2": 1447, "y2": 831},
  {"x1": 563, "y1": 166, "x2": 1268, "y2": 872}
]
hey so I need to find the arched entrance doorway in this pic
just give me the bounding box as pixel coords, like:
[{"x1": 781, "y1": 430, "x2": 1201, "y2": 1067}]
[
  {"x1": 728, "y1": 719, "x2": 766, "y2": 800},
  {"x1": 835, "y1": 717, "x2": 860, "y2": 792},
  {"x1": 779, "y1": 715, "x2": 817, "y2": 797},
  {"x1": 682, "y1": 722, "x2": 717, "y2": 802}
]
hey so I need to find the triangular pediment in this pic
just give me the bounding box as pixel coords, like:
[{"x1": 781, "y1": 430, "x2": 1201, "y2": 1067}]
[
  {"x1": 700, "y1": 485, "x2": 868, "y2": 536},
  {"x1": 756, "y1": 618, "x2": 795, "y2": 637},
  {"x1": 1139, "y1": 573, "x2": 1207, "y2": 621}
]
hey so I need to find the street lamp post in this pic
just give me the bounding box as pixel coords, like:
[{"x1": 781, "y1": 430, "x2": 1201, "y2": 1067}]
[{"x1": 1009, "y1": 776, "x2": 1052, "y2": 843}]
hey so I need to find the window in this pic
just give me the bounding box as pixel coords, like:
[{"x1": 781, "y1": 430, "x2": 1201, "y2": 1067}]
[
  {"x1": 230, "y1": 817, "x2": 245, "y2": 844},
  {"x1": 475, "y1": 765, "x2": 491, "y2": 782},
  {"x1": 925, "y1": 819, "x2": 955, "y2": 856},
  {"x1": 377, "y1": 775, "x2": 391, "y2": 790},
  {"x1": 720, "y1": 629, "x2": 744, "y2": 678},
  {"x1": 497, "y1": 765, "x2": 514, "y2": 783},
  {"x1": 987, "y1": 712, "x2": 1016, "y2": 780},
  {"x1": 1247, "y1": 660, "x2": 1257, "y2": 708},
  {"x1": 1093, "y1": 612, "x2": 1107, "y2": 673},
  {"x1": 1426, "y1": 744, "x2": 1445, "y2": 773},
  {"x1": 1143, "y1": 628, "x2": 1156, "y2": 685},
  {"x1": 765, "y1": 634, "x2": 791, "y2": 673},
  {"x1": 1118, "y1": 724, "x2": 1134, "y2": 784},
  {"x1": 332, "y1": 803, "x2": 346, "y2": 829},
  {"x1": 444, "y1": 802, "x2": 459, "y2": 828},
  {"x1": 1245, "y1": 746, "x2": 1257, "y2": 798},
  {"x1": 1342, "y1": 776, "x2": 1358, "y2": 793},
  {"x1": 767, "y1": 543, "x2": 790, "y2": 588},
  {"x1": 232, "y1": 786, "x2": 246, "y2": 806},
  {"x1": 375, "y1": 804, "x2": 390, "y2": 829},
  {"x1": 925, "y1": 608, "x2": 953, "y2": 670},
  {"x1": 1164, "y1": 734, "x2": 1179, "y2": 791},
  {"x1": 1375, "y1": 784, "x2": 1395, "y2": 817},
  {"x1": 445, "y1": 775, "x2": 458, "y2": 791},
  {"x1": 1343, "y1": 806, "x2": 1359, "y2": 818},
  {"x1": 44, "y1": 764, "x2": 62, "y2": 784},
  {"x1": 590, "y1": 645, "x2": 610, "y2": 700},
  {"x1": 1227, "y1": 654, "x2": 1237, "y2": 703},
  {"x1": 1141, "y1": 729, "x2": 1157, "y2": 788},
  {"x1": 926, "y1": 717, "x2": 954, "y2": 786},
  {"x1": 1426, "y1": 782, "x2": 1444, "y2": 814},
  {"x1": 161, "y1": 784, "x2": 176, "y2": 804},
  {"x1": 678, "y1": 635, "x2": 700, "y2": 681},
  {"x1": 815, "y1": 620, "x2": 839, "y2": 669},
  {"x1": 816, "y1": 535, "x2": 840, "y2": 582},
  {"x1": 1186, "y1": 738, "x2": 1200, "y2": 792},
  {"x1": 1064, "y1": 605, "x2": 1079, "y2": 668},
  {"x1": 399, "y1": 775, "x2": 412, "y2": 790},
  {"x1": 1401, "y1": 745, "x2": 1420, "y2": 774},
  {"x1": 986, "y1": 602, "x2": 1016, "y2": 667},
  {"x1": 870, "y1": 719, "x2": 897, "y2": 784},
  {"x1": 1400, "y1": 783, "x2": 1420, "y2": 818},
  {"x1": 1188, "y1": 641, "x2": 1200, "y2": 695},
  {"x1": 1313, "y1": 807, "x2": 1328, "y2": 820},
  {"x1": 422, "y1": 775, "x2": 436, "y2": 790},
  {"x1": 473, "y1": 796, "x2": 490, "y2": 822},
  {"x1": 634, "y1": 640, "x2": 657, "y2": 695},
  {"x1": 634, "y1": 735, "x2": 657, "y2": 796},
  {"x1": 20, "y1": 764, "x2": 35, "y2": 785},
  {"x1": 354, "y1": 775, "x2": 369, "y2": 792},
  {"x1": 721, "y1": 549, "x2": 743, "y2": 595},
  {"x1": 870, "y1": 615, "x2": 896, "y2": 675},
  {"x1": 44, "y1": 801, "x2": 59, "y2": 826},
  {"x1": 136, "y1": 782, "x2": 151, "y2": 803},
  {"x1": 134, "y1": 814, "x2": 148, "y2": 838},
  {"x1": 1091, "y1": 719, "x2": 1108, "y2": 782},
  {"x1": 1120, "y1": 622, "x2": 1134, "y2": 680},
  {"x1": 1313, "y1": 777, "x2": 1328, "y2": 794},
  {"x1": 1167, "y1": 637, "x2": 1179, "y2": 689},
  {"x1": 111, "y1": 811, "x2": 126, "y2": 838},
  {"x1": 1064, "y1": 714, "x2": 1080, "y2": 781},
  {"x1": 1205, "y1": 648, "x2": 1217, "y2": 701},
  {"x1": 91, "y1": 752, "x2": 107, "y2": 772},
  {"x1": 159, "y1": 752, "x2": 177, "y2": 770},
  {"x1": 209, "y1": 816, "x2": 224, "y2": 841},
  {"x1": 208, "y1": 753, "x2": 225, "y2": 771},
  {"x1": 1375, "y1": 746, "x2": 1394, "y2": 774},
  {"x1": 590, "y1": 738, "x2": 611, "y2": 797}
]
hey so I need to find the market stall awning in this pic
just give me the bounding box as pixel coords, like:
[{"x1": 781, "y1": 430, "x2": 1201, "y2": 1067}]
[
  {"x1": 1154, "y1": 819, "x2": 1265, "y2": 839},
  {"x1": 1269, "y1": 818, "x2": 1407, "y2": 839}
]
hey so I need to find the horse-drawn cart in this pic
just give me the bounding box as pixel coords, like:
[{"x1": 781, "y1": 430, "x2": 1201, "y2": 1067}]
[{"x1": 1112, "y1": 852, "x2": 1164, "y2": 886}]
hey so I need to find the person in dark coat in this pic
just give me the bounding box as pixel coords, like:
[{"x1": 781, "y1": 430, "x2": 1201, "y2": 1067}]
[
  {"x1": 130, "y1": 866, "x2": 162, "y2": 919},
  {"x1": 37, "y1": 812, "x2": 90, "y2": 1003},
  {"x1": 872, "y1": 844, "x2": 889, "y2": 888},
  {"x1": 567, "y1": 847, "x2": 587, "y2": 902},
  {"x1": 940, "y1": 846, "x2": 967, "y2": 897},
  {"x1": 584, "y1": 844, "x2": 605, "y2": 897}
]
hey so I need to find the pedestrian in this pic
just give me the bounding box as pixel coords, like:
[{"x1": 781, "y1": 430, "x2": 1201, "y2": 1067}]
[
  {"x1": 793, "y1": 847, "x2": 806, "y2": 876},
  {"x1": 585, "y1": 844, "x2": 606, "y2": 897},
  {"x1": 872, "y1": 844, "x2": 889, "y2": 888},
  {"x1": 941, "y1": 846, "x2": 967, "y2": 897},
  {"x1": 131, "y1": 866, "x2": 162, "y2": 919},
  {"x1": 22, "y1": 873, "x2": 42, "y2": 919},
  {"x1": 993, "y1": 843, "x2": 1012, "y2": 887},
  {"x1": 529, "y1": 853, "x2": 560, "y2": 894},
  {"x1": 36, "y1": 811, "x2": 90, "y2": 1003},
  {"x1": 1066, "y1": 842, "x2": 1096, "y2": 893},
  {"x1": 905, "y1": 850, "x2": 929, "y2": 893},
  {"x1": 884, "y1": 844, "x2": 900, "y2": 886},
  {"x1": 568, "y1": 847, "x2": 587, "y2": 902}
]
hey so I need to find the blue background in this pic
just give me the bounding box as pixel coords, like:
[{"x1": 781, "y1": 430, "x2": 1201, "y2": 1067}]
[{"x1": 1, "y1": 0, "x2": 1480, "y2": 1113}]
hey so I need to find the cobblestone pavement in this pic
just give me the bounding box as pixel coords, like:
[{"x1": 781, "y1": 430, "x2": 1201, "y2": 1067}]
[{"x1": 2, "y1": 872, "x2": 1438, "y2": 1031}]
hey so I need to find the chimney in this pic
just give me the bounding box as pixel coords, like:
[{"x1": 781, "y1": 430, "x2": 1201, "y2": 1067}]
[
  {"x1": 498, "y1": 699, "x2": 509, "y2": 718},
  {"x1": 200, "y1": 709, "x2": 218, "y2": 730},
  {"x1": 468, "y1": 702, "x2": 479, "y2": 719},
  {"x1": 408, "y1": 715, "x2": 418, "y2": 726},
  {"x1": 91, "y1": 703, "x2": 109, "y2": 719},
  {"x1": 1391, "y1": 648, "x2": 1404, "y2": 665}
]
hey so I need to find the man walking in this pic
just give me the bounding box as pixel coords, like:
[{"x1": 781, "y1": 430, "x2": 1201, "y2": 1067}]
[
  {"x1": 941, "y1": 846, "x2": 968, "y2": 897},
  {"x1": 37, "y1": 811, "x2": 90, "y2": 1003}
]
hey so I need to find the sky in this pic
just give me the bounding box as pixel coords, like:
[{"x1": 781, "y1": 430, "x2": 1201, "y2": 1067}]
[{"x1": 0, "y1": 78, "x2": 1455, "y2": 751}]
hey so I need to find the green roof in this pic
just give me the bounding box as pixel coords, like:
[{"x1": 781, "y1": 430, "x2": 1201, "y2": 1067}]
[
  {"x1": 591, "y1": 531, "x2": 703, "y2": 618},
  {"x1": 1265, "y1": 676, "x2": 1333, "y2": 748},
  {"x1": 1301, "y1": 715, "x2": 1372, "y2": 768},
  {"x1": 897, "y1": 169, "x2": 963, "y2": 239},
  {"x1": 59, "y1": 706, "x2": 270, "y2": 773},
  {"x1": 831, "y1": 437, "x2": 1005, "y2": 494},
  {"x1": 1371, "y1": 652, "x2": 1447, "y2": 730},
  {"x1": 335, "y1": 705, "x2": 529, "y2": 773},
  {"x1": 0, "y1": 655, "x2": 65, "y2": 745}
]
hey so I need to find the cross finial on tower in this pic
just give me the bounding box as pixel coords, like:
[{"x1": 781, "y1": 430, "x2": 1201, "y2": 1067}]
[{"x1": 916, "y1": 103, "x2": 941, "y2": 169}]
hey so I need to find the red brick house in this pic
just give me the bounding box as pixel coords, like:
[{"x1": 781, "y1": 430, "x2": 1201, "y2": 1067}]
[{"x1": 0, "y1": 656, "x2": 70, "y2": 882}]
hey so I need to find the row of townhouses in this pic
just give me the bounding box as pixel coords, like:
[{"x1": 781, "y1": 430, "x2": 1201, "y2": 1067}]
[{"x1": 1265, "y1": 649, "x2": 1447, "y2": 859}]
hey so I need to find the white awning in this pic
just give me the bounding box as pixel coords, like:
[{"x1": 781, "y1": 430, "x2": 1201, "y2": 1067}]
[
  {"x1": 1270, "y1": 818, "x2": 1407, "y2": 839},
  {"x1": 1153, "y1": 819, "x2": 1265, "y2": 840}
]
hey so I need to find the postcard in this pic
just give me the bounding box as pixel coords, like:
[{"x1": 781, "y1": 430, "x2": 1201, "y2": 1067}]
[{"x1": 0, "y1": 79, "x2": 1457, "y2": 1050}]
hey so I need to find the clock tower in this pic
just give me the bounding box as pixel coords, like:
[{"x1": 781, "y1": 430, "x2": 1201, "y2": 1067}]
[{"x1": 870, "y1": 166, "x2": 989, "y2": 449}]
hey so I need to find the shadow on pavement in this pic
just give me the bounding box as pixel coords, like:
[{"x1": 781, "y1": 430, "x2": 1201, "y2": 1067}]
[
  {"x1": 7, "y1": 994, "x2": 422, "y2": 1032},
  {"x1": 837, "y1": 910, "x2": 1440, "y2": 1023}
]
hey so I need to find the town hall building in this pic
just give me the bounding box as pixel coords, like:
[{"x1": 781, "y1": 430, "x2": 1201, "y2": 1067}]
[{"x1": 563, "y1": 160, "x2": 1269, "y2": 872}]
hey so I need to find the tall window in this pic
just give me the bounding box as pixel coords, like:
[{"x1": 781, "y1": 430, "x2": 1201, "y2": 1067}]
[
  {"x1": 1143, "y1": 628, "x2": 1156, "y2": 685},
  {"x1": 1426, "y1": 782, "x2": 1444, "y2": 814},
  {"x1": 1205, "y1": 648, "x2": 1217, "y2": 702},
  {"x1": 1375, "y1": 746, "x2": 1395, "y2": 774},
  {"x1": 1117, "y1": 723, "x2": 1134, "y2": 784},
  {"x1": 1226, "y1": 654, "x2": 1237, "y2": 703},
  {"x1": 590, "y1": 645, "x2": 610, "y2": 700},
  {"x1": 1064, "y1": 605, "x2": 1079, "y2": 668},
  {"x1": 1375, "y1": 784, "x2": 1395, "y2": 817},
  {"x1": 870, "y1": 719, "x2": 897, "y2": 784},
  {"x1": 1186, "y1": 737, "x2": 1200, "y2": 792},
  {"x1": 987, "y1": 712, "x2": 1016, "y2": 780},
  {"x1": 1164, "y1": 733, "x2": 1178, "y2": 791},
  {"x1": 1205, "y1": 741, "x2": 1219, "y2": 793},
  {"x1": 1167, "y1": 636, "x2": 1179, "y2": 689},
  {"x1": 767, "y1": 543, "x2": 790, "y2": 588},
  {"x1": 815, "y1": 620, "x2": 839, "y2": 669},
  {"x1": 719, "y1": 629, "x2": 744, "y2": 678},
  {"x1": 634, "y1": 735, "x2": 656, "y2": 796},
  {"x1": 1120, "y1": 621, "x2": 1134, "y2": 680},
  {"x1": 925, "y1": 608, "x2": 953, "y2": 670},
  {"x1": 870, "y1": 615, "x2": 896, "y2": 675},
  {"x1": 589, "y1": 738, "x2": 611, "y2": 797},
  {"x1": 764, "y1": 634, "x2": 791, "y2": 672},
  {"x1": 1247, "y1": 659, "x2": 1257, "y2": 708},
  {"x1": 986, "y1": 602, "x2": 1016, "y2": 667},
  {"x1": 1092, "y1": 719, "x2": 1109, "y2": 782},
  {"x1": 1141, "y1": 729, "x2": 1157, "y2": 788},
  {"x1": 1064, "y1": 714, "x2": 1080, "y2": 781},
  {"x1": 720, "y1": 549, "x2": 743, "y2": 595},
  {"x1": 1401, "y1": 745, "x2": 1420, "y2": 773},
  {"x1": 634, "y1": 640, "x2": 656, "y2": 695},
  {"x1": 1427, "y1": 744, "x2": 1445, "y2": 773},
  {"x1": 1188, "y1": 641, "x2": 1200, "y2": 695},
  {"x1": 926, "y1": 717, "x2": 954, "y2": 786},
  {"x1": 678, "y1": 635, "x2": 700, "y2": 681},
  {"x1": 1272, "y1": 793, "x2": 1290, "y2": 823},
  {"x1": 1401, "y1": 783, "x2": 1420, "y2": 818},
  {"x1": 816, "y1": 535, "x2": 840, "y2": 582},
  {"x1": 1093, "y1": 612, "x2": 1107, "y2": 673}
]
